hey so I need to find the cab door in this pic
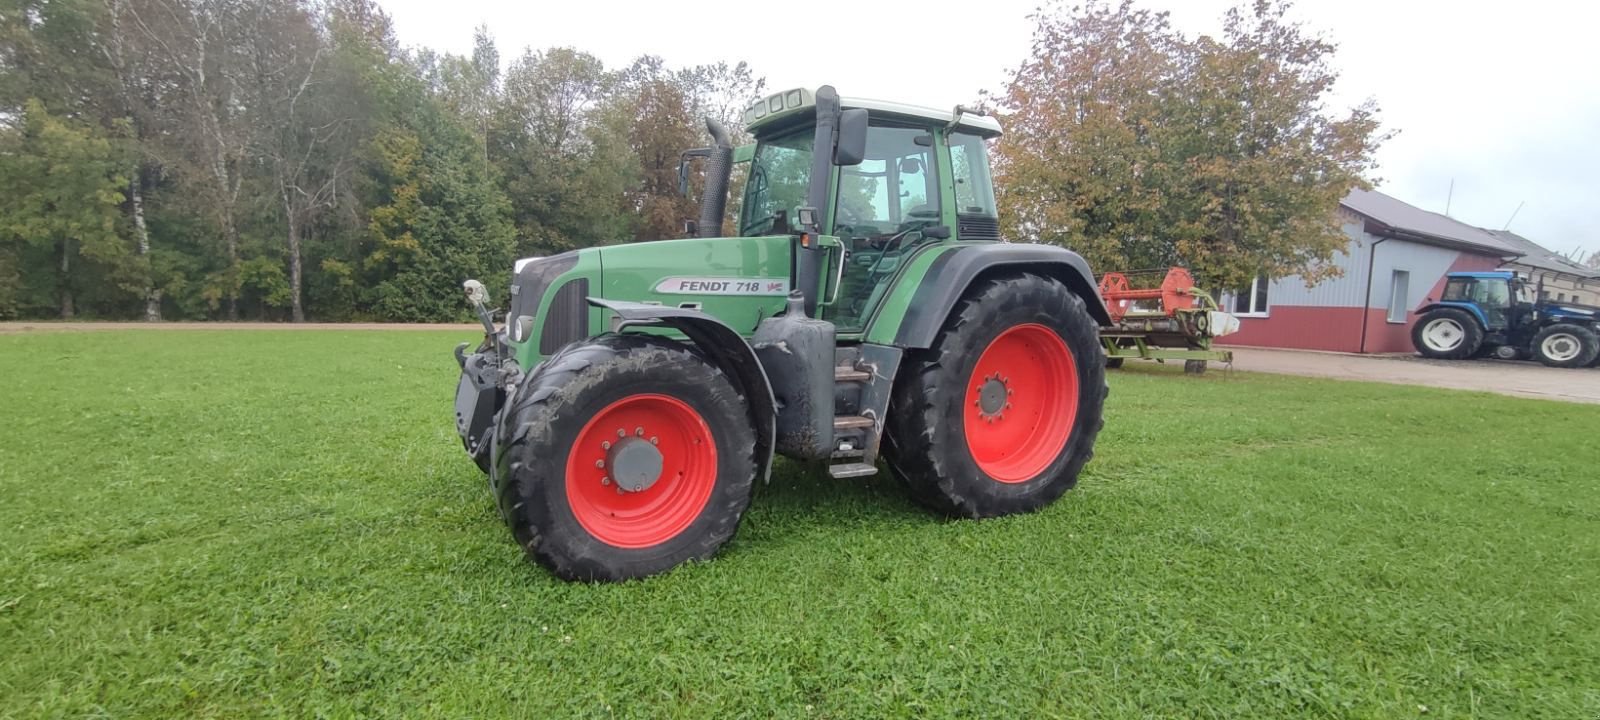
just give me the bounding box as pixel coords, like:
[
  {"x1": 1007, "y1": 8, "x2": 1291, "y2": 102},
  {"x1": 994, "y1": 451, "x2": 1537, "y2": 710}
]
[{"x1": 824, "y1": 124, "x2": 946, "y2": 330}]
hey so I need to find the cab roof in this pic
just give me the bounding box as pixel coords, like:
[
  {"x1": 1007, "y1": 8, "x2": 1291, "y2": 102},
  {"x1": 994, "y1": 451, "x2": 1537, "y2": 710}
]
[
  {"x1": 1448, "y1": 271, "x2": 1515, "y2": 279},
  {"x1": 743, "y1": 87, "x2": 1003, "y2": 138}
]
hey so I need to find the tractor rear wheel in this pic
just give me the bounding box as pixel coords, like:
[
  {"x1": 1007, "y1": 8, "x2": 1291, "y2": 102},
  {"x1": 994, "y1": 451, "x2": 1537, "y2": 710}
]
[
  {"x1": 1531, "y1": 323, "x2": 1600, "y2": 368},
  {"x1": 1412, "y1": 308, "x2": 1482, "y2": 359},
  {"x1": 496, "y1": 334, "x2": 757, "y2": 581},
  {"x1": 885, "y1": 273, "x2": 1106, "y2": 518}
]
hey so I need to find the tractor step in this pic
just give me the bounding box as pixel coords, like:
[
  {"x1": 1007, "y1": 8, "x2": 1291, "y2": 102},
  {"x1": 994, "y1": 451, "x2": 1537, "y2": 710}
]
[
  {"x1": 827, "y1": 462, "x2": 878, "y2": 479},
  {"x1": 834, "y1": 366, "x2": 870, "y2": 383},
  {"x1": 833, "y1": 415, "x2": 874, "y2": 431}
]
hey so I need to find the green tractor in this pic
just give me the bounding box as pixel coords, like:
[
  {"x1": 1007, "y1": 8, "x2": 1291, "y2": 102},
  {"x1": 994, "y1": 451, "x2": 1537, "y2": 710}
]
[{"x1": 454, "y1": 86, "x2": 1110, "y2": 580}]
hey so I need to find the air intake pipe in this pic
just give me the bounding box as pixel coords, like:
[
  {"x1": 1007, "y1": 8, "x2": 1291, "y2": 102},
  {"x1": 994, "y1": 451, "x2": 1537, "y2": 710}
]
[{"x1": 697, "y1": 119, "x2": 734, "y2": 238}]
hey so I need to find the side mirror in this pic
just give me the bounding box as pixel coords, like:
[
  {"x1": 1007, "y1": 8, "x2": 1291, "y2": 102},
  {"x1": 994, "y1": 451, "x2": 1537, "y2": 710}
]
[
  {"x1": 677, "y1": 147, "x2": 710, "y2": 197},
  {"x1": 834, "y1": 109, "x2": 868, "y2": 166}
]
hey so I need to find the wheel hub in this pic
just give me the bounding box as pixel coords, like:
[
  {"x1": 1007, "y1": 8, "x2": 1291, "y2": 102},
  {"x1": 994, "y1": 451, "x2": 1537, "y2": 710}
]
[
  {"x1": 1424, "y1": 319, "x2": 1463, "y2": 350},
  {"x1": 976, "y1": 374, "x2": 1011, "y2": 419},
  {"x1": 1543, "y1": 334, "x2": 1579, "y2": 361},
  {"x1": 962, "y1": 324, "x2": 1078, "y2": 483},
  {"x1": 606, "y1": 435, "x2": 663, "y2": 493}
]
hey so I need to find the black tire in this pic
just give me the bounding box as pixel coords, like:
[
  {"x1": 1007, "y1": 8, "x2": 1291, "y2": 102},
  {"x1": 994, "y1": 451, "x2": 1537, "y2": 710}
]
[
  {"x1": 884, "y1": 272, "x2": 1107, "y2": 518},
  {"x1": 1106, "y1": 356, "x2": 1125, "y2": 369},
  {"x1": 1184, "y1": 359, "x2": 1207, "y2": 375},
  {"x1": 495, "y1": 334, "x2": 757, "y2": 581},
  {"x1": 1531, "y1": 323, "x2": 1600, "y2": 368},
  {"x1": 1411, "y1": 308, "x2": 1483, "y2": 359}
]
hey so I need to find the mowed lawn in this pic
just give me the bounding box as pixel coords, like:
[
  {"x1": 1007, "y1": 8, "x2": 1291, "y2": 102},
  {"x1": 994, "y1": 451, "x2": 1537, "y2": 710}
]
[{"x1": 2, "y1": 330, "x2": 1597, "y2": 719}]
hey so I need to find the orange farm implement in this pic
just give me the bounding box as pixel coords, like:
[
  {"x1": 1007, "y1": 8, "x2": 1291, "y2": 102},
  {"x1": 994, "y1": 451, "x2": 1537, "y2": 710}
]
[{"x1": 1097, "y1": 267, "x2": 1237, "y2": 374}]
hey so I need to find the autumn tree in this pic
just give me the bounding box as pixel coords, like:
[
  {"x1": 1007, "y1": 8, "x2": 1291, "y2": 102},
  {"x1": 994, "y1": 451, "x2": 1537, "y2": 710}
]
[{"x1": 994, "y1": 0, "x2": 1387, "y2": 290}]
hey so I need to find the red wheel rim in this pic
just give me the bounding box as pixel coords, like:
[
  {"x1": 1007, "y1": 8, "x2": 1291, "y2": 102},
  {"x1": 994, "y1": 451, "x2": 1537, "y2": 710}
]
[
  {"x1": 565, "y1": 394, "x2": 718, "y2": 548},
  {"x1": 962, "y1": 323, "x2": 1079, "y2": 483}
]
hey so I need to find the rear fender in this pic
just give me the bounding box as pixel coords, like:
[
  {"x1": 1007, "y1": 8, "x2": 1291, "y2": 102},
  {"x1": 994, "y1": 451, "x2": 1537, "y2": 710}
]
[
  {"x1": 588, "y1": 298, "x2": 778, "y2": 482},
  {"x1": 866, "y1": 243, "x2": 1111, "y2": 348},
  {"x1": 1418, "y1": 302, "x2": 1489, "y2": 330}
]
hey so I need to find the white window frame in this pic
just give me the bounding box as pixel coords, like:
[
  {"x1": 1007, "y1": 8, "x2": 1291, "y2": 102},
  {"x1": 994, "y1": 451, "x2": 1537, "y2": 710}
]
[
  {"x1": 1386, "y1": 270, "x2": 1410, "y2": 324},
  {"x1": 1224, "y1": 274, "x2": 1271, "y2": 317}
]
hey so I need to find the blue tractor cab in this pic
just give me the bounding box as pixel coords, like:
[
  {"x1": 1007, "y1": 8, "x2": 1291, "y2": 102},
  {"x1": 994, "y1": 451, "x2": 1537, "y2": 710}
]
[{"x1": 1412, "y1": 271, "x2": 1600, "y2": 367}]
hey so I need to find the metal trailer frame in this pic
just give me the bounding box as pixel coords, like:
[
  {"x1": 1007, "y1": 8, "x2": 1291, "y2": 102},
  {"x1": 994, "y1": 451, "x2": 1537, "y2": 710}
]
[{"x1": 1099, "y1": 286, "x2": 1234, "y2": 367}]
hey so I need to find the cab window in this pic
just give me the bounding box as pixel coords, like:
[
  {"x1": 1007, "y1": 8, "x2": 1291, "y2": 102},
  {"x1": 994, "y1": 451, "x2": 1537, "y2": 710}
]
[{"x1": 832, "y1": 125, "x2": 939, "y2": 236}]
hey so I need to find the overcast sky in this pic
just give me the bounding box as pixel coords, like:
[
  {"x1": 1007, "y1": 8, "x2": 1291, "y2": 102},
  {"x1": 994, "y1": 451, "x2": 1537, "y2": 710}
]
[{"x1": 383, "y1": 0, "x2": 1599, "y2": 259}]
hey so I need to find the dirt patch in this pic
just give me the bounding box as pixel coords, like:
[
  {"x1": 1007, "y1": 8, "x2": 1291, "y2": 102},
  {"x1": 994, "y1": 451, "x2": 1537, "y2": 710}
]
[{"x1": 1222, "y1": 346, "x2": 1600, "y2": 405}]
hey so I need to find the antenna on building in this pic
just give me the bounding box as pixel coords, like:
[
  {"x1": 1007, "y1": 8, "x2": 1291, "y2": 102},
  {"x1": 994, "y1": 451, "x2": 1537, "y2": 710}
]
[
  {"x1": 1445, "y1": 179, "x2": 1454, "y2": 217},
  {"x1": 1502, "y1": 201, "x2": 1525, "y2": 231}
]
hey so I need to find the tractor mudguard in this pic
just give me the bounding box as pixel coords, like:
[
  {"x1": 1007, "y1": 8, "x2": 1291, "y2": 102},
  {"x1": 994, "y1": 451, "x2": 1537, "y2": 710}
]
[
  {"x1": 587, "y1": 298, "x2": 778, "y2": 482},
  {"x1": 1417, "y1": 301, "x2": 1489, "y2": 330},
  {"x1": 875, "y1": 243, "x2": 1112, "y2": 349}
]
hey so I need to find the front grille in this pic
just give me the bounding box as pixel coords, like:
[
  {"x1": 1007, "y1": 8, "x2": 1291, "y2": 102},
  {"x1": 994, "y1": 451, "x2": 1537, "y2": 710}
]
[
  {"x1": 957, "y1": 214, "x2": 1002, "y2": 241},
  {"x1": 539, "y1": 278, "x2": 590, "y2": 355}
]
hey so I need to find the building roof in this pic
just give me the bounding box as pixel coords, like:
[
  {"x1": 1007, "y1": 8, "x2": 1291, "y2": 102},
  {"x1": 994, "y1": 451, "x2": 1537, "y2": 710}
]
[
  {"x1": 1340, "y1": 188, "x2": 1520, "y2": 257},
  {"x1": 1481, "y1": 229, "x2": 1599, "y2": 279}
]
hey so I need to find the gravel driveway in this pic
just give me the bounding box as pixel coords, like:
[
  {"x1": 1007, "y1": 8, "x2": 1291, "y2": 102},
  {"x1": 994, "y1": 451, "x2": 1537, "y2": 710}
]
[{"x1": 1223, "y1": 346, "x2": 1600, "y2": 405}]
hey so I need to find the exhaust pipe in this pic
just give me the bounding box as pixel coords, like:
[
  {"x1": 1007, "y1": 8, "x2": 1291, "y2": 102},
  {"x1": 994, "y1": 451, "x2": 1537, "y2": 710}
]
[{"x1": 697, "y1": 119, "x2": 734, "y2": 238}]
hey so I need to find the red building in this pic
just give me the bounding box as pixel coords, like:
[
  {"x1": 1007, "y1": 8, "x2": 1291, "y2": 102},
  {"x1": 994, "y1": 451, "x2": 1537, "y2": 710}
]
[{"x1": 1223, "y1": 188, "x2": 1519, "y2": 354}]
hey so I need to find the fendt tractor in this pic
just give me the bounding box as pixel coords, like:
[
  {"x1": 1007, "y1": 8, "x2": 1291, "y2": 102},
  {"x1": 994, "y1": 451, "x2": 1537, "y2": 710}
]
[
  {"x1": 453, "y1": 86, "x2": 1110, "y2": 581},
  {"x1": 1412, "y1": 271, "x2": 1600, "y2": 368}
]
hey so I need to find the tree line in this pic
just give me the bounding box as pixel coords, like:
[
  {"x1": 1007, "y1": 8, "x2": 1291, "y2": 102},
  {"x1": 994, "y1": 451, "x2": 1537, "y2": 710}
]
[
  {"x1": 1, "y1": 0, "x2": 1387, "y2": 321},
  {"x1": 0, "y1": 0, "x2": 762, "y2": 321}
]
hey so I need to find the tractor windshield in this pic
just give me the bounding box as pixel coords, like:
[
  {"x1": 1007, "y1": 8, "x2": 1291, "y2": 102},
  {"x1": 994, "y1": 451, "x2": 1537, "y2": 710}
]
[{"x1": 739, "y1": 130, "x2": 813, "y2": 236}]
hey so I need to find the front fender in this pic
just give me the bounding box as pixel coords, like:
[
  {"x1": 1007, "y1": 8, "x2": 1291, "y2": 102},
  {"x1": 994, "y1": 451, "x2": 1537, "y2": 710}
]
[
  {"x1": 587, "y1": 298, "x2": 778, "y2": 482},
  {"x1": 864, "y1": 243, "x2": 1110, "y2": 348}
]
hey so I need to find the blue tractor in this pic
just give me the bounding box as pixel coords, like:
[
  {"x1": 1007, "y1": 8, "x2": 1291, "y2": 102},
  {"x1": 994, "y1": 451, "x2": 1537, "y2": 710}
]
[{"x1": 1412, "y1": 271, "x2": 1600, "y2": 368}]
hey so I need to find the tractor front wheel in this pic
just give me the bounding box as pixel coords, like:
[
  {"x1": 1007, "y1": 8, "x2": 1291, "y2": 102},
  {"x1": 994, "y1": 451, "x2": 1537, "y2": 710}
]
[
  {"x1": 1531, "y1": 324, "x2": 1600, "y2": 368},
  {"x1": 1412, "y1": 308, "x2": 1483, "y2": 360},
  {"x1": 885, "y1": 273, "x2": 1106, "y2": 518},
  {"x1": 496, "y1": 334, "x2": 757, "y2": 581}
]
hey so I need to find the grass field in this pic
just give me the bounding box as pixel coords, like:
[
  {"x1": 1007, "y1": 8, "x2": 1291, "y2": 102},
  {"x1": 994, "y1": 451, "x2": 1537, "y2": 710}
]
[{"x1": 2, "y1": 330, "x2": 1597, "y2": 718}]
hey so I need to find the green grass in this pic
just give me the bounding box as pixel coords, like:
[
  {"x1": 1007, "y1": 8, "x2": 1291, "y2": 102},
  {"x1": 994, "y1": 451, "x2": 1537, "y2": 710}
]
[{"x1": 1, "y1": 330, "x2": 1597, "y2": 719}]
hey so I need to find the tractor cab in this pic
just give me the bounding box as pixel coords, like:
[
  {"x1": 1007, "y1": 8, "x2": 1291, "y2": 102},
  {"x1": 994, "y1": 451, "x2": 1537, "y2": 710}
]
[
  {"x1": 729, "y1": 88, "x2": 1004, "y2": 331},
  {"x1": 1437, "y1": 271, "x2": 1523, "y2": 331}
]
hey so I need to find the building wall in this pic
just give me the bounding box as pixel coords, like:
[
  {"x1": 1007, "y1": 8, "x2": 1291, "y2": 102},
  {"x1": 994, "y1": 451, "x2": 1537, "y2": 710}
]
[
  {"x1": 1224, "y1": 211, "x2": 1505, "y2": 353},
  {"x1": 1515, "y1": 264, "x2": 1600, "y2": 305}
]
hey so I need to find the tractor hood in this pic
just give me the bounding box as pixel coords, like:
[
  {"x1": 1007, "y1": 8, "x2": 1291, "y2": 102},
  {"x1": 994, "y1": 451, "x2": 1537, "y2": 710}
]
[{"x1": 1546, "y1": 305, "x2": 1597, "y2": 320}]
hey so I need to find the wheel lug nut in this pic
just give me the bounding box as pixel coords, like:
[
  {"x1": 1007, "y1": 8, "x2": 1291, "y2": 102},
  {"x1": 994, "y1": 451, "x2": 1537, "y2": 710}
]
[
  {"x1": 650, "y1": 436, "x2": 658, "y2": 445},
  {"x1": 617, "y1": 429, "x2": 626, "y2": 438},
  {"x1": 601, "y1": 476, "x2": 610, "y2": 486},
  {"x1": 635, "y1": 427, "x2": 644, "y2": 436},
  {"x1": 595, "y1": 459, "x2": 605, "y2": 469},
  {"x1": 616, "y1": 486, "x2": 625, "y2": 495},
  {"x1": 601, "y1": 440, "x2": 611, "y2": 450}
]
